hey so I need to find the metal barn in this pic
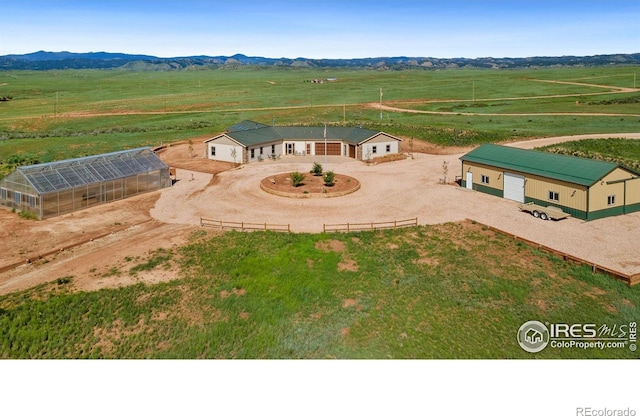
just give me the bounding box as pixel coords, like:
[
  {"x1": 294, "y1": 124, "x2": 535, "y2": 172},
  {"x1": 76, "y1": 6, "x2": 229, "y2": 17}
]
[
  {"x1": 0, "y1": 147, "x2": 172, "y2": 219},
  {"x1": 460, "y1": 144, "x2": 640, "y2": 220}
]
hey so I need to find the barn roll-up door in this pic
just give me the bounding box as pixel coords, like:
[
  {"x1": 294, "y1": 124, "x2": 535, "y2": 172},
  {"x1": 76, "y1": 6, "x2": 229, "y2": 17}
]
[{"x1": 503, "y1": 172, "x2": 525, "y2": 202}]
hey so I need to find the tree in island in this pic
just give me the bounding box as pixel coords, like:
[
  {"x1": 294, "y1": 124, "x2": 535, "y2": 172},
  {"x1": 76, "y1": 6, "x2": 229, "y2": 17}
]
[
  {"x1": 323, "y1": 171, "x2": 335, "y2": 187},
  {"x1": 310, "y1": 162, "x2": 323, "y2": 176},
  {"x1": 290, "y1": 171, "x2": 305, "y2": 187}
]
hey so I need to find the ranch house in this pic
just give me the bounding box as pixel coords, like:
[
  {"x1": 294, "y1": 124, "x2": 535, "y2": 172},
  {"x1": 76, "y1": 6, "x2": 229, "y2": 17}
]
[
  {"x1": 460, "y1": 144, "x2": 640, "y2": 220},
  {"x1": 204, "y1": 120, "x2": 402, "y2": 164}
]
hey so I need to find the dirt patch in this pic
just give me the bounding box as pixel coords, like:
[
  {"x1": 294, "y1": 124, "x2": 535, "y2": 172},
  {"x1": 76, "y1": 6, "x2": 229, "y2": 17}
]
[
  {"x1": 220, "y1": 288, "x2": 246, "y2": 299},
  {"x1": 156, "y1": 141, "x2": 235, "y2": 175},
  {"x1": 414, "y1": 249, "x2": 440, "y2": 266},
  {"x1": 316, "y1": 240, "x2": 347, "y2": 253},
  {"x1": 342, "y1": 298, "x2": 358, "y2": 308},
  {"x1": 338, "y1": 257, "x2": 359, "y2": 272},
  {"x1": 399, "y1": 137, "x2": 475, "y2": 155},
  {"x1": 261, "y1": 172, "x2": 360, "y2": 197}
]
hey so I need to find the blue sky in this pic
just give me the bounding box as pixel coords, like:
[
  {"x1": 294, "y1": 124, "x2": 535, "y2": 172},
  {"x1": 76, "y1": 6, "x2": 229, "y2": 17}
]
[{"x1": 2, "y1": 1, "x2": 639, "y2": 59}]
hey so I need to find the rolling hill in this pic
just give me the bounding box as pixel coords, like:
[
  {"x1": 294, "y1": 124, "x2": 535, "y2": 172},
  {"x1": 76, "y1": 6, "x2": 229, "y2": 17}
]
[{"x1": 1, "y1": 50, "x2": 639, "y2": 70}]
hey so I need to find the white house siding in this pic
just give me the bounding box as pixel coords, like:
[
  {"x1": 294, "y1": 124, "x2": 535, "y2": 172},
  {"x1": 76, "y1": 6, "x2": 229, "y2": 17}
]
[
  {"x1": 247, "y1": 141, "x2": 283, "y2": 163},
  {"x1": 359, "y1": 134, "x2": 401, "y2": 161},
  {"x1": 207, "y1": 136, "x2": 244, "y2": 164}
]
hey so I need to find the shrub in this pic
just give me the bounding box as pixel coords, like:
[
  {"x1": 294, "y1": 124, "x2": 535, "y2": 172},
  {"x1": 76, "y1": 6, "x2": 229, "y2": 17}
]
[
  {"x1": 290, "y1": 171, "x2": 305, "y2": 187},
  {"x1": 56, "y1": 276, "x2": 73, "y2": 285},
  {"x1": 310, "y1": 162, "x2": 323, "y2": 176},
  {"x1": 323, "y1": 171, "x2": 335, "y2": 186},
  {"x1": 18, "y1": 210, "x2": 38, "y2": 220}
]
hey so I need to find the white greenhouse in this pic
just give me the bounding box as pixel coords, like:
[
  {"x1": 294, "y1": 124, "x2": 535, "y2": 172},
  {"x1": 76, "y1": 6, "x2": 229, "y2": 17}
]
[{"x1": 0, "y1": 147, "x2": 172, "y2": 219}]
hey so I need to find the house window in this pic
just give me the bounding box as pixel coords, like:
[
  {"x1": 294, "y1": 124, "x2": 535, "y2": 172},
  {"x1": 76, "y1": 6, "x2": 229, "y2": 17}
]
[
  {"x1": 250, "y1": 149, "x2": 255, "y2": 159},
  {"x1": 607, "y1": 195, "x2": 616, "y2": 206},
  {"x1": 481, "y1": 175, "x2": 490, "y2": 184},
  {"x1": 210, "y1": 146, "x2": 216, "y2": 156},
  {"x1": 14, "y1": 191, "x2": 21, "y2": 204},
  {"x1": 0, "y1": 188, "x2": 6, "y2": 200},
  {"x1": 372, "y1": 146, "x2": 377, "y2": 154},
  {"x1": 386, "y1": 144, "x2": 391, "y2": 153},
  {"x1": 260, "y1": 147, "x2": 263, "y2": 155},
  {"x1": 548, "y1": 191, "x2": 559, "y2": 202}
]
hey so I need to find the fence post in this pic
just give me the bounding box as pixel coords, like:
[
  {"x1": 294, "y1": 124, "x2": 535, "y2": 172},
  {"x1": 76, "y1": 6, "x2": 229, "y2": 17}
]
[
  {"x1": 347, "y1": 223, "x2": 350, "y2": 232},
  {"x1": 265, "y1": 223, "x2": 267, "y2": 230},
  {"x1": 394, "y1": 220, "x2": 397, "y2": 229}
]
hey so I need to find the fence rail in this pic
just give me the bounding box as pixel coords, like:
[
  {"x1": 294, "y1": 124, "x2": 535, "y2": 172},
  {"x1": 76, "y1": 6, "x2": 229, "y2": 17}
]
[
  {"x1": 474, "y1": 220, "x2": 639, "y2": 287},
  {"x1": 200, "y1": 218, "x2": 290, "y2": 233},
  {"x1": 323, "y1": 218, "x2": 418, "y2": 233}
]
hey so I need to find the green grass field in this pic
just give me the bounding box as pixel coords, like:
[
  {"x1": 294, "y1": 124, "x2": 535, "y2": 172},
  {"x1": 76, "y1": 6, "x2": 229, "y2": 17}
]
[
  {"x1": 0, "y1": 223, "x2": 637, "y2": 359},
  {"x1": 1, "y1": 66, "x2": 639, "y2": 170},
  {"x1": 539, "y1": 138, "x2": 640, "y2": 171}
]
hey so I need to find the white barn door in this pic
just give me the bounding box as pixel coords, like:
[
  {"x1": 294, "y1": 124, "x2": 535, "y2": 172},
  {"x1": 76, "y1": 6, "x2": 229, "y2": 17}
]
[
  {"x1": 466, "y1": 172, "x2": 473, "y2": 190},
  {"x1": 503, "y1": 172, "x2": 525, "y2": 202}
]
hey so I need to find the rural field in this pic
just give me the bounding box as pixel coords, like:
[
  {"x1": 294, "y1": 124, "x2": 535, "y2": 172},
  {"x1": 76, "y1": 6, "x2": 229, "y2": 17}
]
[
  {"x1": 2, "y1": 66, "x2": 640, "y2": 171},
  {"x1": 0, "y1": 66, "x2": 639, "y2": 358}
]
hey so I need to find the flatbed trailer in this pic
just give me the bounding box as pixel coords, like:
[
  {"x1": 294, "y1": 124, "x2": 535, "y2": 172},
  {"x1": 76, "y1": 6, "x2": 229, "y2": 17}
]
[{"x1": 518, "y1": 202, "x2": 571, "y2": 221}]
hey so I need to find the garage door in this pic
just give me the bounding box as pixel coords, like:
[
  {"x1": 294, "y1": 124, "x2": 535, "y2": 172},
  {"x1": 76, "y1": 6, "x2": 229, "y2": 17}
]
[
  {"x1": 503, "y1": 172, "x2": 525, "y2": 203},
  {"x1": 315, "y1": 142, "x2": 341, "y2": 156}
]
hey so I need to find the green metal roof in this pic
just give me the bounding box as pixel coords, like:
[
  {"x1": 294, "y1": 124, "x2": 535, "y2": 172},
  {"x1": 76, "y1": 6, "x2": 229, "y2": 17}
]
[
  {"x1": 460, "y1": 144, "x2": 621, "y2": 187},
  {"x1": 228, "y1": 120, "x2": 270, "y2": 133},
  {"x1": 219, "y1": 122, "x2": 389, "y2": 147}
]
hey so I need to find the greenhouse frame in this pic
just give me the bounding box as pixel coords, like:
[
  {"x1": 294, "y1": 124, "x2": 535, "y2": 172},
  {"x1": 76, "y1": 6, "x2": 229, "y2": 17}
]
[{"x1": 0, "y1": 147, "x2": 172, "y2": 219}]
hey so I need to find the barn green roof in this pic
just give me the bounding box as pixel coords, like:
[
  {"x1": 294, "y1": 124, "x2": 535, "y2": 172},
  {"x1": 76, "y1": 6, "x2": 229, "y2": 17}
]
[
  {"x1": 213, "y1": 121, "x2": 394, "y2": 147},
  {"x1": 460, "y1": 144, "x2": 622, "y2": 187}
]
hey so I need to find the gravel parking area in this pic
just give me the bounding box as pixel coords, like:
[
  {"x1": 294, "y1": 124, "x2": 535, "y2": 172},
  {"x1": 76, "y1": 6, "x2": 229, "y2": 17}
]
[{"x1": 151, "y1": 141, "x2": 640, "y2": 276}]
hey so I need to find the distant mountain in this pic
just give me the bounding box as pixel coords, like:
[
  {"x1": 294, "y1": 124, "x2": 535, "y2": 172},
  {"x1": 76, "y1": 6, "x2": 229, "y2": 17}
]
[{"x1": 1, "y1": 51, "x2": 639, "y2": 70}]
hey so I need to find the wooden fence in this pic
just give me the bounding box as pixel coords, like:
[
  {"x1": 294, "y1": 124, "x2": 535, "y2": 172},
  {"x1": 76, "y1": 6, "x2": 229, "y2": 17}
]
[
  {"x1": 474, "y1": 220, "x2": 639, "y2": 287},
  {"x1": 200, "y1": 218, "x2": 290, "y2": 233},
  {"x1": 323, "y1": 218, "x2": 418, "y2": 233}
]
